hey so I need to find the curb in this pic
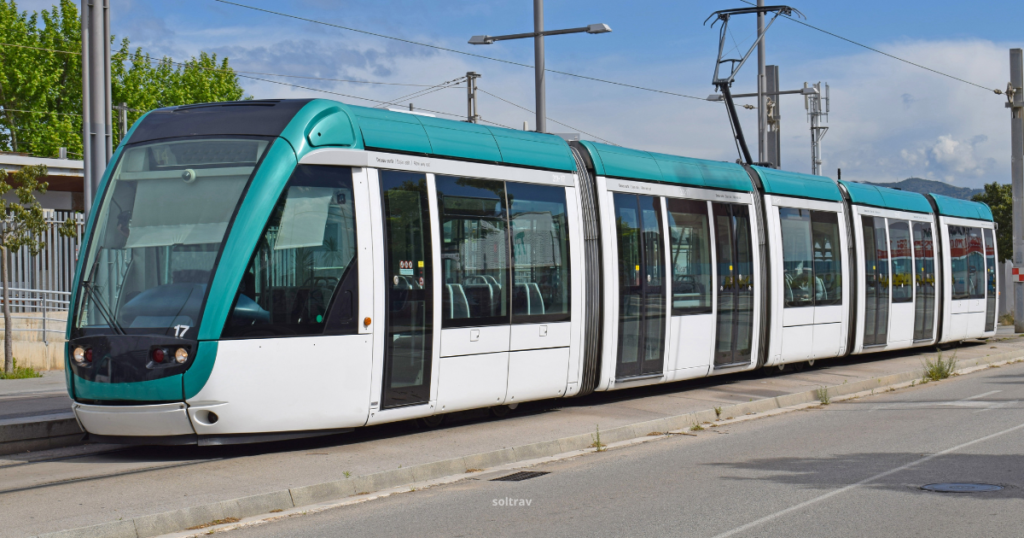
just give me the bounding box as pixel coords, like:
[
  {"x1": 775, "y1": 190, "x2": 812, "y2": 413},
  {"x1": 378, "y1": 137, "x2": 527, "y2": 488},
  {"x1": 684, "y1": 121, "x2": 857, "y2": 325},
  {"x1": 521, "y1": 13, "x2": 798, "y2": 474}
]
[
  {"x1": 33, "y1": 348, "x2": 1024, "y2": 538},
  {"x1": 0, "y1": 413, "x2": 81, "y2": 456}
]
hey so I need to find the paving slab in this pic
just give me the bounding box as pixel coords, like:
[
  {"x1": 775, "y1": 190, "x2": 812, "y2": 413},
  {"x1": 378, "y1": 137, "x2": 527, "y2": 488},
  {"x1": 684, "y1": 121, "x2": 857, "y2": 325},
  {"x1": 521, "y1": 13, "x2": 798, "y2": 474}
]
[{"x1": 2, "y1": 335, "x2": 1023, "y2": 538}]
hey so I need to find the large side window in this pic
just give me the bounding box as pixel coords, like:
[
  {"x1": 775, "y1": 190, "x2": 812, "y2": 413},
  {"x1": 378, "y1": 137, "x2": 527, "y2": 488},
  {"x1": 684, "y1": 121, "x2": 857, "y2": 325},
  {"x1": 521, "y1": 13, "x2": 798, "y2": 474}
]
[
  {"x1": 507, "y1": 182, "x2": 571, "y2": 323},
  {"x1": 888, "y1": 220, "x2": 913, "y2": 303},
  {"x1": 225, "y1": 165, "x2": 357, "y2": 337},
  {"x1": 666, "y1": 198, "x2": 712, "y2": 315},
  {"x1": 811, "y1": 211, "x2": 843, "y2": 306},
  {"x1": 913, "y1": 222, "x2": 935, "y2": 340},
  {"x1": 778, "y1": 208, "x2": 843, "y2": 308},
  {"x1": 948, "y1": 225, "x2": 968, "y2": 300},
  {"x1": 984, "y1": 228, "x2": 997, "y2": 332},
  {"x1": 437, "y1": 175, "x2": 509, "y2": 327},
  {"x1": 967, "y1": 227, "x2": 985, "y2": 300}
]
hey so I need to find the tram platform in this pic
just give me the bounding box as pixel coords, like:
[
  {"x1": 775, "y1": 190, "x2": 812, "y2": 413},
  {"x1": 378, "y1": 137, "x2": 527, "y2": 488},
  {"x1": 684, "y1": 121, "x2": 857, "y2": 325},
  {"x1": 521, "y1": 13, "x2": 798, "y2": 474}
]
[{"x1": 2, "y1": 327, "x2": 1022, "y2": 538}]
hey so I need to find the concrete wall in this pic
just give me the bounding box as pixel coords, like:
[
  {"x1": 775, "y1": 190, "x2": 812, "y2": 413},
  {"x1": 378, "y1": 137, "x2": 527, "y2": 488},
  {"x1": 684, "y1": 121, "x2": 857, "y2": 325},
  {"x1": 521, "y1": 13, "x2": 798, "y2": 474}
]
[{"x1": 0, "y1": 311, "x2": 67, "y2": 371}]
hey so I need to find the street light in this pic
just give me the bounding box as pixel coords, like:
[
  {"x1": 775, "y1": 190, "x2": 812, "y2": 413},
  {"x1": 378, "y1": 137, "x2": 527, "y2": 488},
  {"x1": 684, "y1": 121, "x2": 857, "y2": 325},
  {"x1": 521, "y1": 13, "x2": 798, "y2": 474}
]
[{"x1": 469, "y1": 0, "x2": 611, "y2": 133}]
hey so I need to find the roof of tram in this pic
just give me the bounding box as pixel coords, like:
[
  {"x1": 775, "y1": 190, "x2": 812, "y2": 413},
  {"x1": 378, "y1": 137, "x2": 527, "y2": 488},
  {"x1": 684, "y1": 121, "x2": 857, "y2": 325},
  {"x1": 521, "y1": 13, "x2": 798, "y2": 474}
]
[
  {"x1": 577, "y1": 141, "x2": 753, "y2": 192},
  {"x1": 928, "y1": 192, "x2": 994, "y2": 221},
  {"x1": 840, "y1": 180, "x2": 934, "y2": 214}
]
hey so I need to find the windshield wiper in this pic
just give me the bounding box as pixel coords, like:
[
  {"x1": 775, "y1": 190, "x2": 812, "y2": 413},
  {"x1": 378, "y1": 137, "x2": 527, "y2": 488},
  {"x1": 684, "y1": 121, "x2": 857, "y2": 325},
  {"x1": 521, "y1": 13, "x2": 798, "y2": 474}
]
[{"x1": 81, "y1": 281, "x2": 126, "y2": 335}]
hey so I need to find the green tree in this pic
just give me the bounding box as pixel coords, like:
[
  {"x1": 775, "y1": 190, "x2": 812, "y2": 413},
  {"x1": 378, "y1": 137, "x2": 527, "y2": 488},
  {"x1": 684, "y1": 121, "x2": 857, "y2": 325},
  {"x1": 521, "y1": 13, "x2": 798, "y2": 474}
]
[
  {"x1": 0, "y1": 0, "x2": 247, "y2": 157},
  {"x1": 972, "y1": 182, "x2": 1011, "y2": 262},
  {"x1": 0, "y1": 165, "x2": 77, "y2": 373}
]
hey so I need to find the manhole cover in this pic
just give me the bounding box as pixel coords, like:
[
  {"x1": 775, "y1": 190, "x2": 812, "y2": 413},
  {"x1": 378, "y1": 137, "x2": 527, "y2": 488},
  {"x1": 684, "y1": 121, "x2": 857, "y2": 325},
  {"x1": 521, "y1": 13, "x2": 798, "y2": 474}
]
[
  {"x1": 921, "y1": 483, "x2": 1003, "y2": 493},
  {"x1": 491, "y1": 471, "x2": 550, "y2": 482}
]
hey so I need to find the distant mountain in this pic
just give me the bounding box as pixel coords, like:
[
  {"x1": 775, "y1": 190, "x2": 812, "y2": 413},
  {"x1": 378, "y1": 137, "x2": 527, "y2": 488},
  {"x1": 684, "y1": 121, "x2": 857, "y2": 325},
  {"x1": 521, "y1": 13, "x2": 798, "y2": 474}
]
[{"x1": 859, "y1": 177, "x2": 982, "y2": 200}]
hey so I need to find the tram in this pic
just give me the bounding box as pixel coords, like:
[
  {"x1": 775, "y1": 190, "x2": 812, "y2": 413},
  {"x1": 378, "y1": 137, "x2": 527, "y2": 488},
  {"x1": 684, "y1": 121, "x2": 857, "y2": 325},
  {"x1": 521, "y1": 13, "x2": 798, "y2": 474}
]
[{"x1": 65, "y1": 99, "x2": 997, "y2": 444}]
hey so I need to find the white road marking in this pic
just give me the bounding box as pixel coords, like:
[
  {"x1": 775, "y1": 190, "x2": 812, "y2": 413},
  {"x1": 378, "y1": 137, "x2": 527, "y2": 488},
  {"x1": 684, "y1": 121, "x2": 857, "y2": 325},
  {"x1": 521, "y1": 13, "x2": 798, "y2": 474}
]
[
  {"x1": 710, "y1": 420, "x2": 1024, "y2": 538},
  {"x1": 870, "y1": 390, "x2": 1004, "y2": 412},
  {"x1": 963, "y1": 390, "x2": 1002, "y2": 400}
]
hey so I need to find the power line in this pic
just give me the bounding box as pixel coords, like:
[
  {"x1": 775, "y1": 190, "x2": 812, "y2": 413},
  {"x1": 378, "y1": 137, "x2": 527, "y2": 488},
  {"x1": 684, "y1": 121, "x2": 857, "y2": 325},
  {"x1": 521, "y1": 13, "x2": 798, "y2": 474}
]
[
  {"x1": 738, "y1": 0, "x2": 999, "y2": 93},
  {"x1": 477, "y1": 89, "x2": 619, "y2": 146},
  {"x1": 0, "y1": 42, "x2": 436, "y2": 87},
  {"x1": 213, "y1": 0, "x2": 710, "y2": 101},
  {"x1": 375, "y1": 77, "x2": 466, "y2": 109}
]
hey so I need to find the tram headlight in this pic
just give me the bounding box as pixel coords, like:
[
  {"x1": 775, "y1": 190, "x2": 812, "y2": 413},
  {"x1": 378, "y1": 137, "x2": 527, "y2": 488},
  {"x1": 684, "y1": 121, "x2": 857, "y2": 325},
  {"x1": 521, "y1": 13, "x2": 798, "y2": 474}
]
[
  {"x1": 175, "y1": 348, "x2": 188, "y2": 364},
  {"x1": 73, "y1": 347, "x2": 85, "y2": 364}
]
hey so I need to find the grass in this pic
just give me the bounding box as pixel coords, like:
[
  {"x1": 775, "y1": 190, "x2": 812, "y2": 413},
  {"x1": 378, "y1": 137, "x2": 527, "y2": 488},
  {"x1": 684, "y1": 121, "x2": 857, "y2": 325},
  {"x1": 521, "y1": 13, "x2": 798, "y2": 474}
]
[
  {"x1": 923, "y1": 351, "x2": 958, "y2": 382},
  {"x1": 591, "y1": 425, "x2": 605, "y2": 452},
  {"x1": 690, "y1": 424, "x2": 704, "y2": 432},
  {"x1": 714, "y1": 406, "x2": 722, "y2": 419},
  {"x1": 816, "y1": 386, "x2": 831, "y2": 405},
  {"x1": 0, "y1": 359, "x2": 41, "y2": 379},
  {"x1": 343, "y1": 471, "x2": 351, "y2": 478}
]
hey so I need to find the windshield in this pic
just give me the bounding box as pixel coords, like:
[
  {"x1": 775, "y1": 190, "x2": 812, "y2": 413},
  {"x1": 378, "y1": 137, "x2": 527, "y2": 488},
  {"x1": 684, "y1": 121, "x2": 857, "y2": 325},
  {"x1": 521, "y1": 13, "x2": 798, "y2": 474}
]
[{"x1": 73, "y1": 137, "x2": 270, "y2": 338}]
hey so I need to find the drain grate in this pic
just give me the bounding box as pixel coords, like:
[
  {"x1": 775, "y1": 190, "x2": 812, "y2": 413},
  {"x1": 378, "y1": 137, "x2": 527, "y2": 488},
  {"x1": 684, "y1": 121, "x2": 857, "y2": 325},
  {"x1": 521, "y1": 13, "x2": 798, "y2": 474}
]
[
  {"x1": 491, "y1": 471, "x2": 550, "y2": 482},
  {"x1": 921, "y1": 483, "x2": 1004, "y2": 493}
]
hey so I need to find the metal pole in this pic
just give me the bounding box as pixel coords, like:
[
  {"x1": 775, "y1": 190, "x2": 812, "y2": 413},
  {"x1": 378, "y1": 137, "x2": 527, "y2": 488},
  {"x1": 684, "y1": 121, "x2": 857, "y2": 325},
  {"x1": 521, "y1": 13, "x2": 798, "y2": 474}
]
[
  {"x1": 81, "y1": 0, "x2": 111, "y2": 217},
  {"x1": 466, "y1": 73, "x2": 480, "y2": 124},
  {"x1": 118, "y1": 102, "x2": 127, "y2": 144},
  {"x1": 1010, "y1": 48, "x2": 1024, "y2": 332},
  {"x1": 533, "y1": 0, "x2": 546, "y2": 133},
  {"x1": 766, "y1": 65, "x2": 780, "y2": 168},
  {"x1": 757, "y1": 0, "x2": 765, "y2": 164}
]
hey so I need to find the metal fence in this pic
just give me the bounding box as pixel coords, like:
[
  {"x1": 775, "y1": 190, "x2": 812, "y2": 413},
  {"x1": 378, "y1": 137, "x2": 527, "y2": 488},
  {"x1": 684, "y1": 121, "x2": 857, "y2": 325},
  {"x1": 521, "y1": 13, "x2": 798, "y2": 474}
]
[{"x1": 0, "y1": 210, "x2": 83, "y2": 343}]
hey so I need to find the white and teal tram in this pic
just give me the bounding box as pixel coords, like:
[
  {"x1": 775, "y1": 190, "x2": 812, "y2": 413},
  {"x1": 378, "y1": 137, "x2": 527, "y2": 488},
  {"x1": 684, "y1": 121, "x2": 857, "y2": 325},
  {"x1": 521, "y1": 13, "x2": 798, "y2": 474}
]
[{"x1": 65, "y1": 99, "x2": 998, "y2": 444}]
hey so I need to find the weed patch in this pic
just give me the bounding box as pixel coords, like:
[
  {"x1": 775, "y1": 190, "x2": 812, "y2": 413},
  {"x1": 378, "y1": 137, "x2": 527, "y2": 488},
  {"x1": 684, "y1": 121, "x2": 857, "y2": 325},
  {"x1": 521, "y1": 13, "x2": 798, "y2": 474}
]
[
  {"x1": 816, "y1": 386, "x2": 831, "y2": 405},
  {"x1": 690, "y1": 424, "x2": 704, "y2": 431},
  {"x1": 187, "y1": 517, "x2": 240, "y2": 530},
  {"x1": 923, "y1": 351, "x2": 958, "y2": 382},
  {"x1": 0, "y1": 359, "x2": 40, "y2": 379}
]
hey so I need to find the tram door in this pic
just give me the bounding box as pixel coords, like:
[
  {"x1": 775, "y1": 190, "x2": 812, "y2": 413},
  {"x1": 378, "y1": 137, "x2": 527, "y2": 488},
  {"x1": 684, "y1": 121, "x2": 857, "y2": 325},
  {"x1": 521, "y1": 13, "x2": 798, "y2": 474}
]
[
  {"x1": 862, "y1": 216, "x2": 889, "y2": 346},
  {"x1": 613, "y1": 193, "x2": 666, "y2": 378},
  {"x1": 380, "y1": 171, "x2": 434, "y2": 409},
  {"x1": 713, "y1": 202, "x2": 755, "y2": 367}
]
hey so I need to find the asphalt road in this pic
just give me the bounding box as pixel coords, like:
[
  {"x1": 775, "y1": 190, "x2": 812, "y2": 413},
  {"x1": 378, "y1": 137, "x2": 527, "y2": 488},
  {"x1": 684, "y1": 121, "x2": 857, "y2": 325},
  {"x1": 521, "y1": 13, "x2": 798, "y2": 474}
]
[{"x1": 226, "y1": 361, "x2": 1024, "y2": 538}]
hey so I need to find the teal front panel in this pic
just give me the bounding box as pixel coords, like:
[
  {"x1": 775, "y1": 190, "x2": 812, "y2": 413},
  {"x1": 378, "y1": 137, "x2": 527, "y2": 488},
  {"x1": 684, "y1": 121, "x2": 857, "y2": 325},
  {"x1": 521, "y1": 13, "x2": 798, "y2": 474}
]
[
  {"x1": 75, "y1": 374, "x2": 184, "y2": 402},
  {"x1": 198, "y1": 139, "x2": 298, "y2": 341},
  {"x1": 352, "y1": 107, "x2": 433, "y2": 155},
  {"x1": 419, "y1": 116, "x2": 502, "y2": 162},
  {"x1": 755, "y1": 167, "x2": 842, "y2": 201},
  {"x1": 183, "y1": 341, "x2": 219, "y2": 400}
]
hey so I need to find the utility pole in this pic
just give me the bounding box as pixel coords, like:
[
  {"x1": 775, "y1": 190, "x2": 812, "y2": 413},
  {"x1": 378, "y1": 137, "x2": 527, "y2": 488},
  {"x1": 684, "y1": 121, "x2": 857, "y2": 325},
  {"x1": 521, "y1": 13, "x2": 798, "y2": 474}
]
[
  {"x1": 766, "y1": 65, "x2": 781, "y2": 168},
  {"x1": 81, "y1": 0, "x2": 112, "y2": 217},
  {"x1": 806, "y1": 81, "x2": 829, "y2": 175},
  {"x1": 533, "y1": 0, "x2": 546, "y2": 133},
  {"x1": 757, "y1": 0, "x2": 766, "y2": 164},
  {"x1": 1009, "y1": 49, "x2": 1024, "y2": 332},
  {"x1": 466, "y1": 72, "x2": 480, "y2": 124}
]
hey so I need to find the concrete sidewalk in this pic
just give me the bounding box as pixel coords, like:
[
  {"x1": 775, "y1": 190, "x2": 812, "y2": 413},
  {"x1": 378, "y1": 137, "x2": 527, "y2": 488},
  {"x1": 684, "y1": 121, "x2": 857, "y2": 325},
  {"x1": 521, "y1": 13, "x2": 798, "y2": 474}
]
[{"x1": 3, "y1": 333, "x2": 1023, "y2": 538}]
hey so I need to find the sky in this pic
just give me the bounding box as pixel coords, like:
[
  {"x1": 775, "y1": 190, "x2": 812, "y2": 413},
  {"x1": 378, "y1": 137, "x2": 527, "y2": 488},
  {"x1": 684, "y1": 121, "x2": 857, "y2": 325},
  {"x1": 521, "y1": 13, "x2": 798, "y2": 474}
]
[{"x1": 18, "y1": 0, "x2": 1024, "y2": 187}]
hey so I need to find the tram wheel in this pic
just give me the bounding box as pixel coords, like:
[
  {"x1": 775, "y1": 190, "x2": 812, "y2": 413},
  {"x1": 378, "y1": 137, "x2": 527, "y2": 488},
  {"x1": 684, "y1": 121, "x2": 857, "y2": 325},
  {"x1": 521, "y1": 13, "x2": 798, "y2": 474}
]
[
  {"x1": 791, "y1": 362, "x2": 806, "y2": 373},
  {"x1": 489, "y1": 403, "x2": 519, "y2": 418},
  {"x1": 807, "y1": 360, "x2": 816, "y2": 368}
]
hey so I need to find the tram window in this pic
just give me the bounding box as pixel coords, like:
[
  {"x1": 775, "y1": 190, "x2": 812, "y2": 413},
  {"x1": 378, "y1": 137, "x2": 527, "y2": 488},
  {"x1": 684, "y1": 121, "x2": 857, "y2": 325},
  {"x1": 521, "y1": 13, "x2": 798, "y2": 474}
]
[
  {"x1": 507, "y1": 182, "x2": 570, "y2": 323},
  {"x1": 778, "y1": 208, "x2": 843, "y2": 308},
  {"x1": 948, "y1": 225, "x2": 969, "y2": 300},
  {"x1": 224, "y1": 165, "x2": 357, "y2": 337},
  {"x1": 779, "y1": 208, "x2": 813, "y2": 308},
  {"x1": 984, "y1": 228, "x2": 997, "y2": 332},
  {"x1": 913, "y1": 222, "x2": 935, "y2": 340},
  {"x1": 967, "y1": 227, "x2": 985, "y2": 299},
  {"x1": 666, "y1": 199, "x2": 712, "y2": 315},
  {"x1": 436, "y1": 175, "x2": 509, "y2": 327},
  {"x1": 811, "y1": 211, "x2": 842, "y2": 307},
  {"x1": 888, "y1": 220, "x2": 913, "y2": 303}
]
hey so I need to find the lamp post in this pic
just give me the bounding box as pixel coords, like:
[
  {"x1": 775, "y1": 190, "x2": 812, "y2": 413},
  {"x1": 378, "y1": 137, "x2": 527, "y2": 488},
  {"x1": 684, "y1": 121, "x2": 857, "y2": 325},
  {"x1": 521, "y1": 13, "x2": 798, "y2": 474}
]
[{"x1": 469, "y1": 0, "x2": 611, "y2": 133}]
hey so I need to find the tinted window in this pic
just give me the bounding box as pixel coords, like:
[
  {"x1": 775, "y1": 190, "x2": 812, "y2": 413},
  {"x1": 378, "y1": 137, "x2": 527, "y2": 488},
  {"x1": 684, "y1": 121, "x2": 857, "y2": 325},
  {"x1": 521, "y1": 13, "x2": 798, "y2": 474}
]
[
  {"x1": 666, "y1": 199, "x2": 712, "y2": 315},
  {"x1": 437, "y1": 176, "x2": 508, "y2": 327},
  {"x1": 889, "y1": 220, "x2": 913, "y2": 303},
  {"x1": 225, "y1": 165, "x2": 357, "y2": 337},
  {"x1": 778, "y1": 208, "x2": 843, "y2": 308},
  {"x1": 913, "y1": 222, "x2": 935, "y2": 340},
  {"x1": 967, "y1": 227, "x2": 985, "y2": 299},
  {"x1": 812, "y1": 211, "x2": 843, "y2": 306},
  {"x1": 948, "y1": 226, "x2": 968, "y2": 300},
  {"x1": 507, "y1": 182, "x2": 571, "y2": 323},
  {"x1": 984, "y1": 228, "x2": 997, "y2": 332}
]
